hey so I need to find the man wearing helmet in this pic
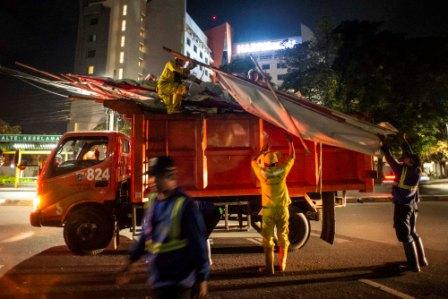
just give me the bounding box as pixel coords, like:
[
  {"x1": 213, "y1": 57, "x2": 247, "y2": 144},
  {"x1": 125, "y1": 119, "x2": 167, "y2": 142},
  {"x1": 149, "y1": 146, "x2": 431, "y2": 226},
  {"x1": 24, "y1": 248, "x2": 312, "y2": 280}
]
[
  {"x1": 157, "y1": 57, "x2": 196, "y2": 114},
  {"x1": 380, "y1": 134, "x2": 428, "y2": 272},
  {"x1": 117, "y1": 156, "x2": 209, "y2": 298},
  {"x1": 251, "y1": 132, "x2": 295, "y2": 274}
]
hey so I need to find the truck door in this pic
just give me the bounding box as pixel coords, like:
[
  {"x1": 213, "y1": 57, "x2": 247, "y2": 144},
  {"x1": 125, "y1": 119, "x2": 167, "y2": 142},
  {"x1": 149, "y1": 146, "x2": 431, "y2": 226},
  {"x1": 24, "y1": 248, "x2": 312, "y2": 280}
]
[{"x1": 39, "y1": 136, "x2": 113, "y2": 223}]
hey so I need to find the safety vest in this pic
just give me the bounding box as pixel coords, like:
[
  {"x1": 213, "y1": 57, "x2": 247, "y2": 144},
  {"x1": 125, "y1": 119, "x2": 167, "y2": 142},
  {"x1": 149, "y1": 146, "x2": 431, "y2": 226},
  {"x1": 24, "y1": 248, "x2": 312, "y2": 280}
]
[
  {"x1": 394, "y1": 167, "x2": 418, "y2": 191},
  {"x1": 145, "y1": 196, "x2": 188, "y2": 254}
]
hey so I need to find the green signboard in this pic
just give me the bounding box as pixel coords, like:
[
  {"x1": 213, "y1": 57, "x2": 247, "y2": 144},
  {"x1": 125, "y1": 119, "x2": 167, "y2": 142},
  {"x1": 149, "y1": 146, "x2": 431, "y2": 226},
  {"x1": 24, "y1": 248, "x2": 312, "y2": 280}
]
[{"x1": 0, "y1": 134, "x2": 61, "y2": 143}]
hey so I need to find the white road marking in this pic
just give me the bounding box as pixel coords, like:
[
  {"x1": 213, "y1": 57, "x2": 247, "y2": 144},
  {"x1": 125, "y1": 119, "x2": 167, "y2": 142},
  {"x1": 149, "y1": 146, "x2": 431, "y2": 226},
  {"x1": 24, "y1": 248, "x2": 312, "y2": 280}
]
[
  {"x1": 310, "y1": 232, "x2": 350, "y2": 243},
  {"x1": 246, "y1": 237, "x2": 262, "y2": 245},
  {"x1": 359, "y1": 279, "x2": 415, "y2": 299},
  {"x1": 0, "y1": 231, "x2": 35, "y2": 244}
]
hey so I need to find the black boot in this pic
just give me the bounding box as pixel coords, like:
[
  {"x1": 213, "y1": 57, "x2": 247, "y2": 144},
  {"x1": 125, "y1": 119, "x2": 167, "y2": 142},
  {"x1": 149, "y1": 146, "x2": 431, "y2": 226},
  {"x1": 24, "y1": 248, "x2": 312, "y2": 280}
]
[
  {"x1": 402, "y1": 241, "x2": 421, "y2": 272},
  {"x1": 414, "y1": 236, "x2": 429, "y2": 267}
]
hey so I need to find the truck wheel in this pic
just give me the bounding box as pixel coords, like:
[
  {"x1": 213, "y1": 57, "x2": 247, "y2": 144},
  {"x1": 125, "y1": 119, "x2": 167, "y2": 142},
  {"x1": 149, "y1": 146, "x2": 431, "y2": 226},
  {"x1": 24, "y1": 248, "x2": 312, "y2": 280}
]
[
  {"x1": 288, "y1": 206, "x2": 311, "y2": 251},
  {"x1": 63, "y1": 207, "x2": 113, "y2": 255}
]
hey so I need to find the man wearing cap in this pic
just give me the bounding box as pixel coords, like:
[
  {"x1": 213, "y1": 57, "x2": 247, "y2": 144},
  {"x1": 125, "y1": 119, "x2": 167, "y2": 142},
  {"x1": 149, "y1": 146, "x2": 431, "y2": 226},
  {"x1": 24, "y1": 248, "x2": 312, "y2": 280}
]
[
  {"x1": 380, "y1": 134, "x2": 428, "y2": 272},
  {"x1": 157, "y1": 58, "x2": 196, "y2": 114},
  {"x1": 251, "y1": 133, "x2": 295, "y2": 274},
  {"x1": 117, "y1": 156, "x2": 209, "y2": 298}
]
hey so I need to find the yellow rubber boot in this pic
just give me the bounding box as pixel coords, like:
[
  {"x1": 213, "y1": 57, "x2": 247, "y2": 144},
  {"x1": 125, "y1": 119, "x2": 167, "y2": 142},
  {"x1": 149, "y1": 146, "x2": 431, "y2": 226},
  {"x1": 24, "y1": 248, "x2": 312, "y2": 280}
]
[
  {"x1": 278, "y1": 245, "x2": 288, "y2": 272},
  {"x1": 264, "y1": 247, "x2": 275, "y2": 275}
]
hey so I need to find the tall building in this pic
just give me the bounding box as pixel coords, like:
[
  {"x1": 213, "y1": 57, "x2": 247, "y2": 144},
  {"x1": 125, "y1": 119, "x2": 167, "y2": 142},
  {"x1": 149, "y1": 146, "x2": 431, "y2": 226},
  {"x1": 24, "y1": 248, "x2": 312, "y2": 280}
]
[{"x1": 70, "y1": 0, "x2": 212, "y2": 131}]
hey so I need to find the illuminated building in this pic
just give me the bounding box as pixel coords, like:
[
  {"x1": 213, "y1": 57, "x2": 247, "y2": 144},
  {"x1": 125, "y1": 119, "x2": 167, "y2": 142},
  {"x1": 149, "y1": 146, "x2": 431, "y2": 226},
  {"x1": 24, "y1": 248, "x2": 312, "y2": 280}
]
[
  {"x1": 233, "y1": 36, "x2": 301, "y2": 86},
  {"x1": 70, "y1": 0, "x2": 212, "y2": 131}
]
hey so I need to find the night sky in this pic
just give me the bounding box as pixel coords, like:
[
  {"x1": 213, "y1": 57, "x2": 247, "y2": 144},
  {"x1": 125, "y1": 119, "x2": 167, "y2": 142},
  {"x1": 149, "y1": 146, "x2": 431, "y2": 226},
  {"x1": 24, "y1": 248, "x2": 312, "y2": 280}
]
[{"x1": 0, "y1": 0, "x2": 446, "y2": 134}]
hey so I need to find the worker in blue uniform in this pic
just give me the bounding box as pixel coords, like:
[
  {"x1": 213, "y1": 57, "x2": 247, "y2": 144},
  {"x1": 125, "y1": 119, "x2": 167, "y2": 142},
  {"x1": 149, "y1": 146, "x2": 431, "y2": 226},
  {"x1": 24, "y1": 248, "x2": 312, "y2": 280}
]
[
  {"x1": 380, "y1": 134, "x2": 429, "y2": 272},
  {"x1": 117, "y1": 156, "x2": 209, "y2": 298}
]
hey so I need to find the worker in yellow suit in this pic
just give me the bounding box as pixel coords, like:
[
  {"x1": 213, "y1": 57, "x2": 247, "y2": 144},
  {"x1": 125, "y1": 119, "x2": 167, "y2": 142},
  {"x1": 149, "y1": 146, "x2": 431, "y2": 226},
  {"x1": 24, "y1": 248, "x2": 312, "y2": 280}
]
[
  {"x1": 157, "y1": 57, "x2": 196, "y2": 114},
  {"x1": 251, "y1": 133, "x2": 295, "y2": 274}
]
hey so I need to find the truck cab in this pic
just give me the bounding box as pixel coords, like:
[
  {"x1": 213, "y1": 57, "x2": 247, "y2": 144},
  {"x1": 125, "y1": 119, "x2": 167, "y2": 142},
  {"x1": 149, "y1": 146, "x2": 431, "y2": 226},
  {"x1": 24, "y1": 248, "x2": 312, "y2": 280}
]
[{"x1": 30, "y1": 131, "x2": 131, "y2": 254}]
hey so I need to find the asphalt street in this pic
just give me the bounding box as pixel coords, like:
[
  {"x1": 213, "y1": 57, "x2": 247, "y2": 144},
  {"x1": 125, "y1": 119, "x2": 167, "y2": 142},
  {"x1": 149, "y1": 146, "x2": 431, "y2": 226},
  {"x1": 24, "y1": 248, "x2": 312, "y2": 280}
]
[{"x1": 0, "y1": 202, "x2": 447, "y2": 298}]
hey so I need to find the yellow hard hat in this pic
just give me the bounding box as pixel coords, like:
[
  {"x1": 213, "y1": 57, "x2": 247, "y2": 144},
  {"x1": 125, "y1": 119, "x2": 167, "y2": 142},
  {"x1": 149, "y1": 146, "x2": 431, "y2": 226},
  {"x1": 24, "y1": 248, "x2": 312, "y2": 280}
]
[{"x1": 263, "y1": 152, "x2": 278, "y2": 166}]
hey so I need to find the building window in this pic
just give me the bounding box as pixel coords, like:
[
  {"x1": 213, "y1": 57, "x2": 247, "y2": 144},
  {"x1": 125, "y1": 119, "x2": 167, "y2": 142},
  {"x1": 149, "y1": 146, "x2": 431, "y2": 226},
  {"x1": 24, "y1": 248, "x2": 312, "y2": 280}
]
[
  {"x1": 90, "y1": 18, "x2": 98, "y2": 25},
  {"x1": 122, "y1": 5, "x2": 127, "y2": 16},
  {"x1": 87, "y1": 50, "x2": 96, "y2": 58},
  {"x1": 259, "y1": 54, "x2": 272, "y2": 60},
  {"x1": 186, "y1": 38, "x2": 191, "y2": 46},
  {"x1": 139, "y1": 43, "x2": 144, "y2": 52},
  {"x1": 205, "y1": 57, "x2": 208, "y2": 64},
  {"x1": 277, "y1": 63, "x2": 286, "y2": 69},
  {"x1": 199, "y1": 65, "x2": 203, "y2": 70},
  {"x1": 140, "y1": 29, "x2": 145, "y2": 38},
  {"x1": 262, "y1": 64, "x2": 270, "y2": 70},
  {"x1": 119, "y1": 51, "x2": 125, "y2": 64},
  {"x1": 118, "y1": 68, "x2": 123, "y2": 79},
  {"x1": 186, "y1": 51, "x2": 191, "y2": 57},
  {"x1": 138, "y1": 60, "x2": 142, "y2": 67},
  {"x1": 277, "y1": 74, "x2": 286, "y2": 81},
  {"x1": 120, "y1": 36, "x2": 125, "y2": 47},
  {"x1": 121, "y1": 20, "x2": 126, "y2": 31},
  {"x1": 199, "y1": 51, "x2": 203, "y2": 59},
  {"x1": 87, "y1": 65, "x2": 94, "y2": 75},
  {"x1": 193, "y1": 45, "x2": 197, "y2": 53},
  {"x1": 88, "y1": 34, "x2": 97, "y2": 42},
  {"x1": 205, "y1": 69, "x2": 208, "y2": 76}
]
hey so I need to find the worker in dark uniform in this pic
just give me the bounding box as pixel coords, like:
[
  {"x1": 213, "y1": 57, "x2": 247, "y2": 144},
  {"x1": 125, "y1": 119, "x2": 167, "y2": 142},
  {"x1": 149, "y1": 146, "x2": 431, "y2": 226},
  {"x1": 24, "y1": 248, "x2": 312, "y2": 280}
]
[
  {"x1": 380, "y1": 134, "x2": 429, "y2": 272},
  {"x1": 117, "y1": 156, "x2": 209, "y2": 299}
]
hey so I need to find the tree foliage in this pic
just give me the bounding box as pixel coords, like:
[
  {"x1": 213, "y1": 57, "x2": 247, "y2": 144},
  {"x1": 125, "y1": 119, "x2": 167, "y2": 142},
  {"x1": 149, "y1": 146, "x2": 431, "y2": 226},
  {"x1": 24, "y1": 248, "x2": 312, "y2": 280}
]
[
  {"x1": 0, "y1": 119, "x2": 21, "y2": 134},
  {"x1": 280, "y1": 19, "x2": 448, "y2": 159}
]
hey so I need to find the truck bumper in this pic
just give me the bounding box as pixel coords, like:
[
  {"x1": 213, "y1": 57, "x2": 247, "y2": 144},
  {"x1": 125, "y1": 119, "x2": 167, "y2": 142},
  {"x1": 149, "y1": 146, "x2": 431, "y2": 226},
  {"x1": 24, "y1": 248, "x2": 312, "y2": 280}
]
[{"x1": 30, "y1": 210, "x2": 42, "y2": 227}]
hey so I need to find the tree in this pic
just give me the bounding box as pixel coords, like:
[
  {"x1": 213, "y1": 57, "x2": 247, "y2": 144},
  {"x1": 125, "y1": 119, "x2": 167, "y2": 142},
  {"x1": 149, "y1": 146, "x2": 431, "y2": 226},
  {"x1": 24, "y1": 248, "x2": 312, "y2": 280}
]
[
  {"x1": 0, "y1": 119, "x2": 21, "y2": 134},
  {"x1": 220, "y1": 56, "x2": 255, "y2": 77},
  {"x1": 280, "y1": 19, "x2": 448, "y2": 161}
]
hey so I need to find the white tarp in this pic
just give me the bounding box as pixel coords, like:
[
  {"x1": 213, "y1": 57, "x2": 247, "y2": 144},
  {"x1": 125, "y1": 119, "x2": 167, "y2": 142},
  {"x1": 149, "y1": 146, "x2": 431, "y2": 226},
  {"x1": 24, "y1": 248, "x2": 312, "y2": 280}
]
[{"x1": 217, "y1": 72, "x2": 397, "y2": 155}]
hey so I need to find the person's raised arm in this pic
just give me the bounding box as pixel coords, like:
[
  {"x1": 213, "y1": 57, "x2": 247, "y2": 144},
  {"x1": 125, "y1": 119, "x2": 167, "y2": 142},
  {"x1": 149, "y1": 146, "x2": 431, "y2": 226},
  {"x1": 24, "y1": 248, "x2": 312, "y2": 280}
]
[
  {"x1": 285, "y1": 133, "x2": 295, "y2": 160},
  {"x1": 378, "y1": 134, "x2": 400, "y2": 174}
]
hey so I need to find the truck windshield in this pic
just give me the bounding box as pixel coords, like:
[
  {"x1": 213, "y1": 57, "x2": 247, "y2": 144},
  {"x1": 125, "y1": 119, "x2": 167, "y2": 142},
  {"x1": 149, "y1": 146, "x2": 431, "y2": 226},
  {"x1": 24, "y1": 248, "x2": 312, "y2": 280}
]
[{"x1": 49, "y1": 137, "x2": 109, "y2": 176}]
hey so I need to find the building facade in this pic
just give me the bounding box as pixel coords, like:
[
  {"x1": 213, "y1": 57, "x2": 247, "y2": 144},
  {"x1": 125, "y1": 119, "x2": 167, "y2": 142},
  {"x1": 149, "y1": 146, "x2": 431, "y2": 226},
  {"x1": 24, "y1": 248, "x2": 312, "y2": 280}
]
[
  {"x1": 71, "y1": 0, "x2": 212, "y2": 131},
  {"x1": 232, "y1": 36, "x2": 301, "y2": 87}
]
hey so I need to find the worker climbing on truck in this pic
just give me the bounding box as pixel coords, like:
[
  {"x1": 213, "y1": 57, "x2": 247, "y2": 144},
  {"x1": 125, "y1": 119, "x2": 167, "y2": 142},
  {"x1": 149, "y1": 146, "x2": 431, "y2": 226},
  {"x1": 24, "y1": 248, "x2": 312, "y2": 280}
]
[
  {"x1": 157, "y1": 57, "x2": 196, "y2": 114},
  {"x1": 251, "y1": 132, "x2": 295, "y2": 274}
]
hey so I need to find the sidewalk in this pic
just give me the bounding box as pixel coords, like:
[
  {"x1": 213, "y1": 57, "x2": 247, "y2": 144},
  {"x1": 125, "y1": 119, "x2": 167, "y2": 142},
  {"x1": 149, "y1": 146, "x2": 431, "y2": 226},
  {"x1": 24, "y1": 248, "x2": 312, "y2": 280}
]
[{"x1": 0, "y1": 187, "x2": 36, "y2": 206}]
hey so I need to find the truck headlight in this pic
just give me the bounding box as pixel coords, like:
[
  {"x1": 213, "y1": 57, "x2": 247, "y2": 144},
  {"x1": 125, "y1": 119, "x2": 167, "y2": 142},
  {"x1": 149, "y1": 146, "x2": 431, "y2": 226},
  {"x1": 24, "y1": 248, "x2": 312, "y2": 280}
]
[{"x1": 32, "y1": 194, "x2": 41, "y2": 212}]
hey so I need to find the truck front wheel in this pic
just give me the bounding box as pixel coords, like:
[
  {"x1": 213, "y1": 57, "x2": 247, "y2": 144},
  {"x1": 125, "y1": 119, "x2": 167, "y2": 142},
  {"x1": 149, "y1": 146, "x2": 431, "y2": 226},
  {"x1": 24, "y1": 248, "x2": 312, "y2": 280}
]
[
  {"x1": 288, "y1": 206, "x2": 311, "y2": 250},
  {"x1": 63, "y1": 207, "x2": 113, "y2": 255}
]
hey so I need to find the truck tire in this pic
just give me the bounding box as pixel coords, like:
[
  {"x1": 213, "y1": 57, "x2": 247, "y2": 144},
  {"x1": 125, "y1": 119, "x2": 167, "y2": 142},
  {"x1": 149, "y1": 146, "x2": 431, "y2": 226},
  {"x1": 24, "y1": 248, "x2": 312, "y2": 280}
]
[
  {"x1": 63, "y1": 207, "x2": 113, "y2": 255},
  {"x1": 288, "y1": 206, "x2": 311, "y2": 251}
]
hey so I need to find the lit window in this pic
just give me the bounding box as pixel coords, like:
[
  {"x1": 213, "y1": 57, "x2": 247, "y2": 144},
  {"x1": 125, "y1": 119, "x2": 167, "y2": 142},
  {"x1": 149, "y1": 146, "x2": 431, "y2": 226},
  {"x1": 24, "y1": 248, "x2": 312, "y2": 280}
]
[
  {"x1": 140, "y1": 29, "x2": 145, "y2": 38},
  {"x1": 122, "y1": 5, "x2": 127, "y2": 16},
  {"x1": 121, "y1": 20, "x2": 126, "y2": 31},
  {"x1": 119, "y1": 51, "x2": 125, "y2": 63},
  {"x1": 186, "y1": 38, "x2": 191, "y2": 46},
  {"x1": 87, "y1": 50, "x2": 96, "y2": 58},
  {"x1": 87, "y1": 65, "x2": 94, "y2": 75},
  {"x1": 90, "y1": 18, "x2": 98, "y2": 25},
  {"x1": 120, "y1": 36, "x2": 125, "y2": 47},
  {"x1": 138, "y1": 60, "x2": 142, "y2": 67},
  {"x1": 88, "y1": 34, "x2": 97, "y2": 42},
  {"x1": 139, "y1": 43, "x2": 144, "y2": 52},
  {"x1": 262, "y1": 64, "x2": 270, "y2": 70},
  {"x1": 193, "y1": 45, "x2": 197, "y2": 53},
  {"x1": 118, "y1": 68, "x2": 123, "y2": 79}
]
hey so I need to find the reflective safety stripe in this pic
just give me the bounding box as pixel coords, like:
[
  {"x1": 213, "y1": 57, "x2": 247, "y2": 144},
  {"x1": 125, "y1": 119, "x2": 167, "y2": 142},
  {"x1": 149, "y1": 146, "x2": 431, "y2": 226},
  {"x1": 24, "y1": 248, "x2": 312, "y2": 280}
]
[
  {"x1": 395, "y1": 167, "x2": 418, "y2": 191},
  {"x1": 145, "y1": 196, "x2": 187, "y2": 254}
]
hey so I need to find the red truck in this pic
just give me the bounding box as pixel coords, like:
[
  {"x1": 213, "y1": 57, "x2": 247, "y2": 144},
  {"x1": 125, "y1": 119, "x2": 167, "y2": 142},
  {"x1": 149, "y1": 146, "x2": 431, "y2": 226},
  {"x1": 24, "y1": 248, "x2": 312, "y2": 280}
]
[{"x1": 30, "y1": 99, "x2": 375, "y2": 255}]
